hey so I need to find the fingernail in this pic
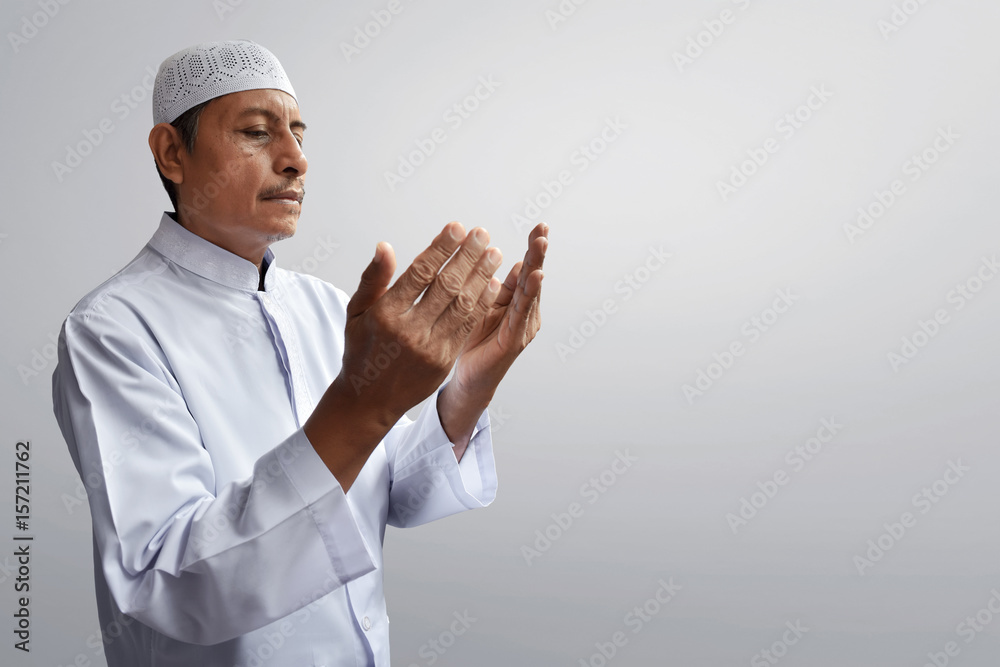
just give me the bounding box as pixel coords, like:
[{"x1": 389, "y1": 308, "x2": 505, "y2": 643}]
[
  {"x1": 473, "y1": 228, "x2": 488, "y2": 244},
  {"x1": 373, "y1": 243, "x2": 382, "y2": 263},
  {"x1": 487, "y1": 277, "x2": 501, "y2": 293},
  {"x1": 448, "y1": 224, "x2": 464, "y2": 241},
  {"x1": 487, "y1": 247, "x2": 502, "y2": 265}
]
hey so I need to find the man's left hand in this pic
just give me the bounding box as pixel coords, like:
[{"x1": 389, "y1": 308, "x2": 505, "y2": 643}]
[{"x1": 437, "y1": 222, "x2": 548, "y2": 454}]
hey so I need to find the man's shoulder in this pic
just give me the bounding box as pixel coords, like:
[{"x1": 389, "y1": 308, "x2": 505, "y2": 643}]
[{"x1": 66, "y1": 246, "x2": 174, "y2": 326}]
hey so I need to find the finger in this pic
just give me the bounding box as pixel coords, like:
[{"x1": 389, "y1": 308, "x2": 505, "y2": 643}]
[
  {"x1": 523, "y1": 268, "x2": 544, "y2": 302},
  {"x1": 528, "y1": 222, "x2": 549, "y2": 245},
  {"x1": 346, "y1": 242, "x2": 396, "y2": 318},
  {"x1": 493, "y1": 261, "x2": 521, "y2": 309},
  {"x1": 417, "y1": 227, "x2": 492, "y2": 318},
  {"x1": 433, "y1": 246, "x2": 503, "y2": 335},
  {"x1": 513, "y1": 269, "x2": 544, "y2": 316},
  {"x1": 516, "y1": 236, "x2": 548, "y2": 295},
  {"x1": 529, "y1": 234, "x2": 548, "y2": 270},
  {"x1": 505, "y1": 268, "x2": 544, "y2": 343},
  {"x1": 457, "y1": 276, "x2": 502, "y2": 341},
  {"x1": 475, "y1": 225, "x2": 546, "y2": 311},
  {"x1": 384, "y1": 222, "x2": 465, "y2": 311},
  {"x1": 524, "y1": 223, "x2": 548, "y2": 278}
]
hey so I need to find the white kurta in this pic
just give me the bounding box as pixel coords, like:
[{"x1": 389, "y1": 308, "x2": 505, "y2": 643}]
[{"x1": 52, "y1": 213, "x2": 497, "y2": 667}]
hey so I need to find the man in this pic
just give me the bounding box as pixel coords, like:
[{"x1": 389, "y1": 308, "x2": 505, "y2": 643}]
[{"x1": 52, "y1": 40, "x2": 547, "y2": 666}]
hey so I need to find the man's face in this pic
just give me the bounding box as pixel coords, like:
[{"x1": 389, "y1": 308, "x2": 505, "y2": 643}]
[{"x1": 175, "y1": 88, "x2": 307, "y2": 264}]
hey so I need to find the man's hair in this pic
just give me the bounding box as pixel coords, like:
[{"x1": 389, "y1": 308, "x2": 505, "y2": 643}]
[{"x1": 155, "y1": 100, "x2": 211, "y2": 211}]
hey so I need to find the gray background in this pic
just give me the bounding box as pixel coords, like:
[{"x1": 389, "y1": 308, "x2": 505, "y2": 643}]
[{"x1": 2, "y1": 0, "x2": 999, "y2": 665}]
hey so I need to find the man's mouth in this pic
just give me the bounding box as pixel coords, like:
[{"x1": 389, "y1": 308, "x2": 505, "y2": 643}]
[{"x1": 262, "y1": 189, "x2": 304, "y2": 205}]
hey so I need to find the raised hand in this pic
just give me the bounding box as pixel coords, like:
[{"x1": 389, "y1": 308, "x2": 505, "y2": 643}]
[
  {"x1": 437, "y1": 222, "x2": 548, "y2": 451},
  {"x1": 342, "y1": 221, "x2": 505, "y2": 418},
  {"x1": 305, "y1": 221, "x2": 505, "y2": 488}
]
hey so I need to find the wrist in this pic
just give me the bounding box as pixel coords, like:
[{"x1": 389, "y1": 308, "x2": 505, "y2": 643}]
[
  {"x1": 437, "y1": 381, "x2": 491, "y2": 450},
  {"x1": 304, "y1": 374, "x2": 402, "y2": 490},
  {"x1": 330, "y1": 372, "x2": 404, "y2": 432},
  {"x1": 440, "y1": 378, "x2": 493, "y2": 416}
]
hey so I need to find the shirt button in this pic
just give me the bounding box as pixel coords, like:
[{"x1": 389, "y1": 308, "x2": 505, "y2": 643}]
[{"x1": 362, "y1": 616, "x2": 371, "y2": 631}]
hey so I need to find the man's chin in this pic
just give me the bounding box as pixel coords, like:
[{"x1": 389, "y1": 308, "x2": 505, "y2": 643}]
[
  {"x1": 265, "y1": 217, "x2": 298, "y2": 243},
  {"x1": 266, "y1": 230, "x2": 294, "y2": 243}
]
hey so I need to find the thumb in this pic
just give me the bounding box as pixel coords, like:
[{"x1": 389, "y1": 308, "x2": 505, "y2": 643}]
[{"x1": 346, "y1": 242, "x2": 396, "y2": 318}]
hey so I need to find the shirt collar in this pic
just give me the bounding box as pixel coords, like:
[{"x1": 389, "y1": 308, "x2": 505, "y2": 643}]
[{"x1": 148, "y1": 212, "x2": 276, "y2": 292}]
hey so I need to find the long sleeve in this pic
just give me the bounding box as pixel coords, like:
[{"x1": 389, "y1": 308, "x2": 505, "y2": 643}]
[
  {"x1": 385, "y1": 395, "x2": 497, "y2": 528},
  {"x1": 53, "y1": 312, "x2": 376, "y2": 646}
]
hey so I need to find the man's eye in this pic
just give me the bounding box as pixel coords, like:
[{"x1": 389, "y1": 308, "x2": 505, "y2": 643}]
[{"x1": 244, "y1": 130, "x2": 268, "y2": 139}]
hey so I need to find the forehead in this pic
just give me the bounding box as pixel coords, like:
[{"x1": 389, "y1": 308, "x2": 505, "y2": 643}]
[{"x1": 206, "y1": 88, "x2": 304, "y2": 126}]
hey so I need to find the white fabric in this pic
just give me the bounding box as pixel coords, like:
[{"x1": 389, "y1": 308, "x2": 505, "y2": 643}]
[
  {"x1": 52, "y1": 213, "x2": 497, "y2": 667},
  {"x1": 153, "y1": 40, "x2": 297, "y2": 125}
]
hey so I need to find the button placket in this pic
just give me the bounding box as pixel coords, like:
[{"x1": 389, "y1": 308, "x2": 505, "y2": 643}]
[{"x1": 258, "y1": 291, "x2": 315, "y2": 424}]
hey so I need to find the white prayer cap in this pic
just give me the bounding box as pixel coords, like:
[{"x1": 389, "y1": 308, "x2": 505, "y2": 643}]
[{"x1": 152, "y1": 40, "x2": 296, "y2": 125}]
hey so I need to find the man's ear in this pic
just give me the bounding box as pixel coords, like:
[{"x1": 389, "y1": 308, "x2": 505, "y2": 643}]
[{"x1": 148, "y1": 123, "x2": 185, "y2": 186}]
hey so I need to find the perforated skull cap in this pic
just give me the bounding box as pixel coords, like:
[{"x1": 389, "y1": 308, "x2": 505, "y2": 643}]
[{"x1": 153, "y1": 40, "x2": 296, "y2": 125}]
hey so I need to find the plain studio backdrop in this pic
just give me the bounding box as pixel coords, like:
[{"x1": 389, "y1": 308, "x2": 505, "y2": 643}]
[{"x1": 2, "y1": 1, "x2": 999, "y2": 665}]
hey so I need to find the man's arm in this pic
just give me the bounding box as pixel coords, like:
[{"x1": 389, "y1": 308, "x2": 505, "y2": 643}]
[{"x1": 52, "y1": 314, "x2": 378, "y2": 646}]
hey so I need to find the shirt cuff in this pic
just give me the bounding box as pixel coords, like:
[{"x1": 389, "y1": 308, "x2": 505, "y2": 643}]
[
  {"x1": 275, "y1": 428, "x2": 376, "y2": 585},
  {"x1": 394, "y1": 391, "x2": 497, "y2": 512}
]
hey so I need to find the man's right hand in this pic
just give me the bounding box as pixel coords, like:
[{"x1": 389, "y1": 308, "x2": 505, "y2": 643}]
[{"x1": 304, "y1": 222, "x2": 502, "y2": 490}]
